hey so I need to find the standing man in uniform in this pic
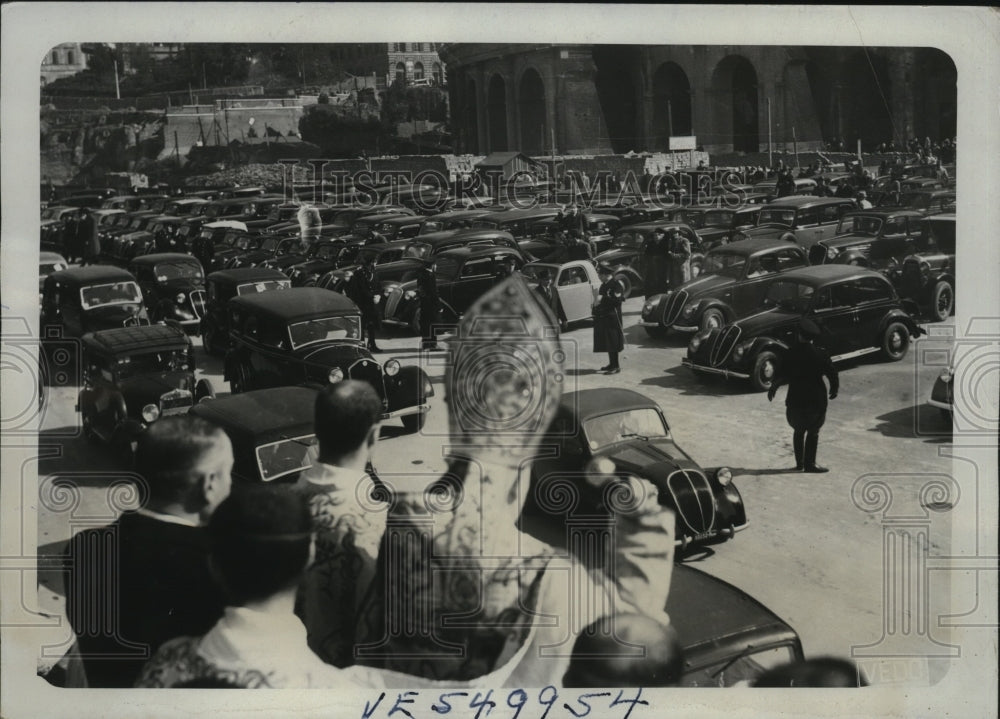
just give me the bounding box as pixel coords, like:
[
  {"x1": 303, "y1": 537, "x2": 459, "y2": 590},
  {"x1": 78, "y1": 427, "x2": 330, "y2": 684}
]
[
  {"x1": 416, "y1": 259, "x2": 440, "y2": 351},
  {"x1": 534, "y1": 269, "x2": 566, "y2": 333},
  {"x1": 347, "y1": 254, "x2": 382, "y2": 352},
  {"x1": 77, "y1": 207, "x2": 99, "y2": 266},
  {"x1": 665, "y1": 228, "x2": 692, "y2": 291},
  {"x1": 767, "y1": 318, "x2": 839, "y2": 473},
  {"x1": 642, "y1": 228, "x2": 668, "y2": 298},
  {"x1": 593, "y1": 264, "x2": 625, "y2": 374}
]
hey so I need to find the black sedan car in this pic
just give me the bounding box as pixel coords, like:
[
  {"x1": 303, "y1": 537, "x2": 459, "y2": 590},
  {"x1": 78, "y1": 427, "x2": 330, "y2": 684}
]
[
  {"x1": 201, "y1": 267, "x2": 291, "y2": 355},
  {"x1": 519, "y1": 388, "x2": 747, "y2": 549},
  {"x1": 890, "y1": 213, "x2": 956, "y2": 322},
  {"x1": 42, "y1": 265, "x2": 148, "y2": 340},
  {"x1": 223, "y1": 288, "x2": 432, "y2": 432},
  {"x1": 128, "y1": 253, "x2": 207, "y2": 333},
  {"x1": 640, "y1": 239, "x2": 810, "y2": 337},
  {"x1": 596, "y1": 221, "x2": 706, "y2": 298},
  {"x1": 77, "y1": 324, "x2": 214, "y2": 463},
  {"x1": 190, "y1": 386, "x2": 318, "y2": 483},
  {"x1": 807, "y1": 210, "x2": 925, "y2": 267},
  {"x1": 683, "y1": 265, "x2": 926, "y2": 391}
]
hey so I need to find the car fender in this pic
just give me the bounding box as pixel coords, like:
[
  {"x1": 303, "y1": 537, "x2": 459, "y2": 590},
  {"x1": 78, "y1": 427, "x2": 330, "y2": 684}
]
[
  {"x1": 924, "y1": 271, "x2": 956, "y2": 301},
  {"x1": 386, "y1": 365, "x2": 433, "y2": 412},
  {"x1": 611, "y1": 265, "x2": 643, "y2": 284},
  {"x1": 696, "y1": 298, "x2": 736, "y2": 323},
  {"x1": 879, "y1": 309, "x2": 926, "y2": 338},
  {"x1": 744, "y1": 336, "x2": 790, "y2": 365},
  {"x1": 438, "y1": 299, "x2": 460, "y2": 322},
  {"x1": 77, "y1": 386, "x2": 96, "y2": 415},
  {"x1": 838, "y1": 248, "x2": 870, "y2": 267}
]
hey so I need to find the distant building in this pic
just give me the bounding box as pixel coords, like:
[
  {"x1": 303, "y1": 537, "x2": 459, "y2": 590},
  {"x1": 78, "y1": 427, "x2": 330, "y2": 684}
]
[
  {"x1": 439, "y1": 44, "x2": 956, "y2": 156},
  {"x1": 40, "y1": 43, "x2": 87, "y2": 87},
  {"x1": 329, "y1": 43, "x2": 446, "y2": 88}
]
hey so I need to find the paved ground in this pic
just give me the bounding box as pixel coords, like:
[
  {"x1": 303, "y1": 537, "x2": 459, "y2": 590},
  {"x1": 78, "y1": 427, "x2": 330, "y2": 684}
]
[{"x1": 33, "y1": 294, "x2": 958, "y2": 683}]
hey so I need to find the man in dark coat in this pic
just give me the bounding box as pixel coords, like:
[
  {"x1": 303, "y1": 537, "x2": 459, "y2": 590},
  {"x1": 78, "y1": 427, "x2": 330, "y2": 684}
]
[
  {"x1": 64, "y1": 416, "x2": 232, "y2": 687},
  {"x1": 416, "y1": 260, "x2": 441, "y2": 350},
  {"x1": 665, "y1": 228, "x2": 692, "y2": 290},
  {"x1": 767, "y1": 319, "x2": 839, "y2": 472},
  {"x1": 77, "y1": 208, "x2": 98, "y2": 266},
  {"x1": 593, "y1": 264, "x2": 625, "y2": 374},
  {"x1": 63, "y1": 211, "x2": 81, "y2": 264},
  {"x1": 534, "y1": 269, "x2": 567, "y2": 332},
  {"x1": 642, "y1": 228, "x2": 668, "y2": 298},
  {"x1": 346, "y1": 254, "x2": 382, "y2": 352}
]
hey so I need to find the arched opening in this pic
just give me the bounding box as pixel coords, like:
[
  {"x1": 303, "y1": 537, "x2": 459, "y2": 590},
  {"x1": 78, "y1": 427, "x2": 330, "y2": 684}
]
[
  {"x1": 915, "y1": 49, "x2": 956, "y2": 142},
  {"x1": 413, "y1": 62, "x2": 425, "y2": 81},
  {"x1": 433, "y1": 63, "x2": 443, "y2": 86},
  {"x1": 804, "y1": 61, "x2": 835, "y2": 144},
  {"x1": 487, "y1": 74, "x2": 508, "y2": 152},
  {"x1": 592, "y1": 45, "x2": 640, "y2": 154},
  {"x1": 841, "y1": 50, "x2": 894, "y2": 148},
  {"x1": 465, "y1": 77, "x2": 479, "y2": 154},
  {"x1": 395, "y1": 62, "x2": 406, "y2": 85},
  {"x1": 651, "y1": 62, "x2": 693, "y2": 151},
  {"x1": 518, "y1": 69, "x2": 546, "y2": 155},
  {"x1": 711, "y1": 55, "x2": 760, "y2": 152}
]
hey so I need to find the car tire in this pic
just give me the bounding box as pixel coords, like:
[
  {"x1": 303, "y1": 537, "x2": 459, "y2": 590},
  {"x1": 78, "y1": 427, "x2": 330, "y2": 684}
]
[
  {"x1": 614, "y1": 273, "x2": 633, "y2": 299},
  {"x1": 402, "y1": 412, "x2": 427, "y2": 433},
  {"x1": 700, "y1": 308, "x2": 726, "y2": 332},
  {"x1": 195, "y1": 379, "x2": 215, "y2": 403},
  {"x1": 644, "y1": 325, "x2": 668, "y2": 339},
  {"x1": 750, "y1": 350, "x2": 779, "y2": 392},
  {"x1": 930, "y1": 280, "x2": 954, "y2": 322},
  {"x1": 880, "y1": 321, "x2": 911, "y2": 361}
]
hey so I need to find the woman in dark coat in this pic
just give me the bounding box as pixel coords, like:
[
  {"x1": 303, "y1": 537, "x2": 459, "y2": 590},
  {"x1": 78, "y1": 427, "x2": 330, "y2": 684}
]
[{"x1": 593, "y1": 264, "x2": 625, "y2": 374}]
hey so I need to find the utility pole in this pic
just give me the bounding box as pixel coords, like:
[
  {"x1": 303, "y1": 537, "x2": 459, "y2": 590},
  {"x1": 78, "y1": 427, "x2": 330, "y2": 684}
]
[
  {"x1": 113, "y1": 60, "x2": 121, "y2": 100},
  {"x1": 767, "y1": 97, "x2": 773, "y2": 168},
  {"x1": 793, "y1": 126, "x2": 799, "y2": 170}
]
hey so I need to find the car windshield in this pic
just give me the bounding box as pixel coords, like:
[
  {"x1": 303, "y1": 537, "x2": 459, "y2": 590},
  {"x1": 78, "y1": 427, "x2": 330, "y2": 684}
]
[
  {"x1": 405, "y1": 242, "x2": 432, "y2": 259},
  {"x1": 338, "y1": 245, "x2": 362, "y2": 264},
  {"x1": 678, "y1": 644, "x2": 799, "y2": 688},
  {"x1": 154, "y1": 262, "x2": 203, "y2": 282},
  {"x1": 434, "y1": 257, "x2": 461, "y2": 281},
  {"x1": 114, "y1": 349, "x2": 190, "y2": 378},
  {"x1": 40, "y1": 260, "x2": 68, "y2": 276},
  {"x1": 80, "y1": 281, "x2": 143, "y2": 309},
  {"x1": 421, "y1": 220, "x2": 444, "y2": 234},
  {"x1": 702, "y1": 251, "x2": 748, "y2": 277},
  {"x1": 763, "y1": 280, "x2": 815, "y2": 313},
  {"x1": 612, "y1": 231, "x2": 646, "y2": 249},
  {"x1": 313, "y1": 244, "x2": 340, "y2": 259},
  {"x1": 838, "y1": 215, "x2": 883, "y2": 236},
  {"x1": 288, "y1": 315, "x2": 362, "y2": 349},
  {"x1": 757, "y1": 209, "x2": 795, "y2": 227},
  {"x1": 519, "y1": 264, "x2": 557, "y2": 282},
  {"x1": 236, "y1": 279, "x2": 290, "y2": 296},
  {"x1": 256, "y1": 434, "x2": 318, "y2": 482},
  {"x1": 917, "y1": 220, "x2": 955, "y2": 252},
  {"x1": 583, "y1": 408, "x2": 669, "y2": 451},
  {"x1": 42, "y1": 208, "x2": 67, "y2": 220}
]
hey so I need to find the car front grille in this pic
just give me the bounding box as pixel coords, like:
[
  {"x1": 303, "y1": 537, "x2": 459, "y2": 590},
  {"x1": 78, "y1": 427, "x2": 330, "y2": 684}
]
[
  {"x1": 900, "y1": 259, "x2": 923, "y2": 297},
  {"x1": 709, "y1": 325, "x2": 741, "y2": 367},
  {"x1": 808, "y1": 245, "x2": 828, "y2": 265},
  {"x1": 190, "y1": 289, "x2": 207, "y2": 320},
  {"x1": 347, "y1": 358, "x2": 387, "y2": 401},
  {"x1": 159, "y1": 389, "x2": 193, "y2": 416},
  {"x1": 385, "y1": 287, "x2": 403, "y2": 319},
  {"x1": 666, "y1": 469, "x2": 716, "y2": 537},
  {"x1": 663, "y1": 290, "x2": 689, "y2": 325}
]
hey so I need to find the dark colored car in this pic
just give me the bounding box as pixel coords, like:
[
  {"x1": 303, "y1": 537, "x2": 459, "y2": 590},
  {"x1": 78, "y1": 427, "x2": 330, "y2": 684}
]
[
  {"x1": 380, "y1": 245, "x2": 527, "y2": 334},
  {"x1": 470, "y1": 207, "x2": 563, "y2": 240},
  {"x1": 879, "y1": 188, "x2": 956, "y2": 216},
  {"x1": 733, "y1": 196, "x2": 857, "y2": 248},
  {"x1": 370, "y1": 214, "x2": 431, "y2": 243},
  {"x1": 678, "y1": 205, "x2": 764, "y2": 246},
  {"x1": 223, "y1": 287, "x2": 432, "y2": 432},
  {"x1": 927, "y1": 365, "x2": 954, "y2": 420},
  {"x1": 667, "y1": 563, "x2": 805, "y2": 687},
  {"x1": 807, "y1": 210, "x2": 925, "y2": 267},
  {"x1": 417, "y1": 209, "x2": 500, "y2": 235},
  {"x1": 128, "y1": 253, "x2": 207, "y2": 333},
  {"x1": 39, "y1": 251, "x2": 69, "y2": 296},
  {"x1": 201, "y1": 267, "x2": 291, "y2": 355},
  {"x1": 683, "y1": 265, "x2": 926, "y2": 391},
  {"x1": 189, "y1": 386, "x2": 318, "y2": 483},
  {"x1": 596, "y1": 221, "x2": 706, "y2": 298},
  {"x1": 317, "y1": 241, "x2": 411, "y2": 293},
  {"x1": 225, "y1": 235, "x2": 303, "y2": 270},
  {"x1": 42, "y1": 265, "x2": 148, "y2": 340},
  {"x1": 77, "y1": 324, "x2": 214, "y2": 462},
  {"x1": 519, "y1": 388, "x2": 747, "y2": 548},
  {"x1": 101, "y1": 214, "x2": 161, "y2": 264},
  {"x1": 262, "y1": 240, "x2": 346, "y2": 286},
  {"x1": 640, "y1": 239, "x2": 810, "y2": 337},
  {"x1": 890, "y1": 213, "x2": 956, "y2": 322},
  {"x1": 525, "y1": 212, "x2": 622, "y2": 257},
  {"x1": 40, "y1": 206, "x2": 81, "y2": 252}
]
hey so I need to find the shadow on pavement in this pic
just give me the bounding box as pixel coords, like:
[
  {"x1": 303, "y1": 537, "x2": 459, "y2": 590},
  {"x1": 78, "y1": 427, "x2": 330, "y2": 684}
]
[
  {"x1": 728, "y1": 466, "x2": 805, "y2": 477},
  {"x1": 872, "y1": 405, "x2": 953, "y2": 444},
  {"x1": 639, "y1": 366, "x2": 756, "y2": 397}
]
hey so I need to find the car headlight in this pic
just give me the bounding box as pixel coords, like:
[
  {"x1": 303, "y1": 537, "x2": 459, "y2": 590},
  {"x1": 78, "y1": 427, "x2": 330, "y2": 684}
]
[
  {"x1": 681, "y1": 302, "x2": 698, "y2": 318},
  {"x1": 732, "y1": 340, "x2": 752, "y2": 361},
  {"x1": 939, "y1": 367, "x2": 953, "y2": 383},
  {"x1": 690, "y1": 329, "x2": 711, "y2": 352},
  {"x1": 142, "y1": 404, "x2": 160, "y2": 422},
  {"x1": 175, "y1": 292, "x2": 186, "y2": 304},
  {"x1": 384, "y1": 359, "x2": 401, "y2": 376},
  {"x1": 642, "y1": 300, "x2": 654, "y2": 314},
  {"x1": 404, "y1": 290, "x2": 417, "y2": 300},
  {"x1": 328, "y1": 367, "x2": 344, "y2": 383},
  {"x1": 826, "y1": 246, "x2": 838, "y2": 260},
  {"x1": 717, "y1": 467, "x2": 733, "y2": 486}
]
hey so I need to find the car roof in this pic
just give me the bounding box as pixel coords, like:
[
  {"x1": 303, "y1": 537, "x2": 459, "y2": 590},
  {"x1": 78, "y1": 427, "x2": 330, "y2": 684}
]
[
  {"x1": 375, "y1": 214, "x2": 426, "y2": 226},
  {"x1": 477, "y1": 207, "x2": 561, "y2": 222},
  {"x1": 207, "y1": 267, "x2": 290, "y2": 284},
  {"x1": 710, "y1": 238, "x2": 803, "y2": 256},
  {"x1": 230, "y1": 286, "x2": 358, "y2": 320},
  {"x1": 765, "y1": 195, "x2": 851, "y2": 208},
  {"x1": 922, "y1": 213, "x2": 955, "y2": 223},
  {"x1": 129, "y1": 252, "x2": 200, "y2": 266},
  {"x1": 424, "y1": 209, "x2": 497, "y2": 221},
  {"x1": 82, "y1": 323, "x2": 190, "y2": 354},
  {"x1": 617, "y1": 220, "x2": 691, "y2": 233},
  {"x1": 842, "y1": 209, "x2": 926, "y2": 220},
  {"x1": 49, "y1": 265, "x2": 137, "y2": 285},
  {"x1": 667, "y1": 563, "x2": 799, "y2": 665},
  {"x1": 437, "y1": 245, "x2": 522, "y2": 261},
  {"x1": 776, "y1": 264, "x2": 888, "y2": 285},
  {"x1": 560, "y1": 388, "x2": 658, "y2": 420},
  {"x1": 355, "y1": 212, "x2": 414, "y2": 225},
  {"x1": 189, "y1": 386, "x2": 317, "y2": 442},
  {"x1": 40, "y1": 251, "x2": 68, "y2": 263}
]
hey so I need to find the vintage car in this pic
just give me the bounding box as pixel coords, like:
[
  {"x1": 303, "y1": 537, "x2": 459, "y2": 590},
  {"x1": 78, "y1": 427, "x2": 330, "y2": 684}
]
[
  {"x1": 927, "y1": 365, "x2": 954, "y2": 421},
  {"x1": 518, "y1": 388, "x2": 748, "y2": 548},
  {"x1": 189, "y1": 386, "x2": 318, "y2": 483},
  {"x1": 40, "y1": 206, "x2": 81, "y2": 252},
  {"x1": 732, "y1": 196, "x2": 858, "y2": 248},
  {"x1": 223, "y1": 288, "x2": 432, "y2": 432},
  {"x1": 317, "y1": 241, "x2": 411, "y2": 293},
  {"x1": 519, "y1": 260, "x2": 602, "y2": 330},
  {"x1": 596, "y1": 221, "x2": 707, "y2": 298},
  {"x1": 683, "y1": 265, "x2": 926, "y2": 391},
  {"x1": 807, "y1": 209, "x2": 926, "y2": 267},
  {"x1": 889, "y1": 213, "x2": 956, "y2": 322},
  {"x1": 878, "y1": 188, "x2": 956, "y2": 216},
  {"x1": 640, "y1": 239, "x2": 810, "y2": 337},
  {"x1": 470, "y1": 207, "x2": 563, "y2": 241},
  {"x1": 370, "y1": 213, "x2": 429, "y2": 242},
  {"x1": 667, "y1": 563, "x2": 805, "y2": 687},
  {"x1": 380, "y1": 246, "x2": 527, "y2": 334},
  {"x1": 201, "y1": 267, "x2": 291, "y2": 355},
  {"x1": 417, "y1": 209, "x2": 500, "y2": 235},
  {"x1": 128, "y1": 253, "x2": 207, "y2": 332},
  {"x1": 77, "y1": 324, "x2": 214, "y2": 462},
  {"x1": 751, "y1": 177, "x2": 818, "y2": 199},
  {"x1": 39, "y1": 251, "x2": 69, "y2": 296},
  {"x1": 678, "y1": 204, "x2": 764, "y2": 246},
  {"x1": 100, "y1": 214, "x2": 161, "y2": 263},
  {"x1": 525, "y1": 212, "x2": 622, "y2": 257},
  {"x1": 261, "y1": 240, "x2": 346, "y2": 286},
  {"x1": 225, "y1": 235, "x2": 303, "y2": 270},
  {"x1": 42, "y1": 265, "x2": 148, "y2": 340}
]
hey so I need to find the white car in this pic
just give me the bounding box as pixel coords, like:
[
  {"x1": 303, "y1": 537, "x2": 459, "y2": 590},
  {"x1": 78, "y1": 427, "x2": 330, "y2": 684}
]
[{"x1": 521, "y1": 259, "x2": 602, "y2": 329}]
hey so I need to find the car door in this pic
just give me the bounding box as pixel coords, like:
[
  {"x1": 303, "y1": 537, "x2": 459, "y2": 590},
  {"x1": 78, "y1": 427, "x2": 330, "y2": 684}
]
[
  {"x1": 556, "y1": 264, "x2": 597, "y2": 323},
  {"x1": 846, "y1": 276, "x2": 898, "y2": 350},
  {"x1": 446, "y1": 257, "x2": 496, "y2": 312},
  {"x1": 807, "y1": 282, "x2": 860, "y2": 357},
  {"x1": 244, "y1": 316, "x2": 289, "y2": 388}
]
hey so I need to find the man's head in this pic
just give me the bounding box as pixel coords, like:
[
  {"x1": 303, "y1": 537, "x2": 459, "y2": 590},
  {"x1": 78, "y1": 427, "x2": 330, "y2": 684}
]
[
  {"x1": 135, "y1": 416, "x2": 233, "y2": 522},
  {"x1": 538, "y1": 269, "x2": 552, "y2": 286},
  {"x1": 563, "y1": 614, "x2": 685, "y2": 688},
  {"x1": 314, "y1": 380, "x2": 383, "y2": 464},
  {"x1": 207, "y1": 485, "x2": 313, "y2": 606},
  {"x1": 597, "y1": 264, "x2": 614, "y2": 281},
  {"x1": 654, "y1": 228, "x2": 666, "y2": 240}
]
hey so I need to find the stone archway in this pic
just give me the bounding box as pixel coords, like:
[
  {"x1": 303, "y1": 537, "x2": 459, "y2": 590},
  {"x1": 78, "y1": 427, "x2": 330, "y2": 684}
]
[
  {"x1": 487, "y1": 74, "x2": 509, "y2": 152},
  {"x1": 711, "y1": 55, "x2": 760, "y2": 152},
  {"x1": 464, "y1": 77, "x2": 479, "y2": 154},
  {"x1": 518, "y1": 68, "x2": 546, "y2": 155},
  {"x1": 651, "y1": 62, "x2": 692, "y2": 151}
]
